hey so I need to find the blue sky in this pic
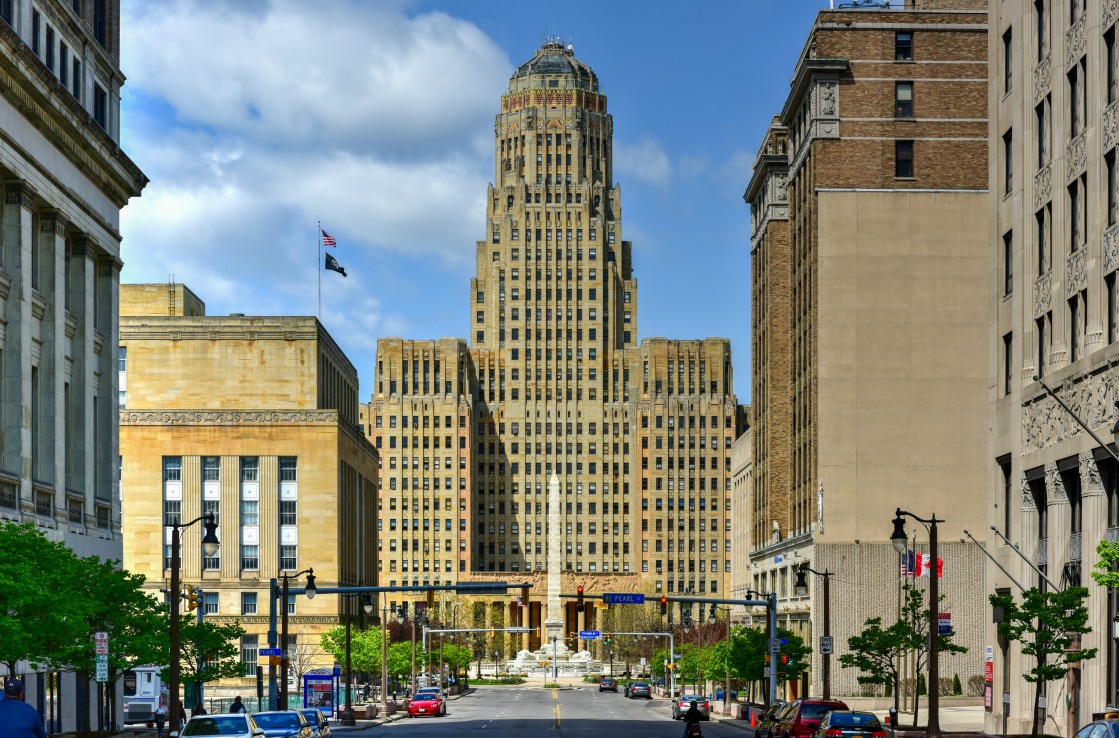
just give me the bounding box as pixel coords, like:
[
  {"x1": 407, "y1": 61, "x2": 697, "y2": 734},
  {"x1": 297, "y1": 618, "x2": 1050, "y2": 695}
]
[{"x1": 118, "y1": 0, "x2": 821, "y2": 402}]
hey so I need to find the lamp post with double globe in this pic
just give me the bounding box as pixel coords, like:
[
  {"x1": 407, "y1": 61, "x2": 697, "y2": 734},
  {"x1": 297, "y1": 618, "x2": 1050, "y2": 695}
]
[{"x1": 168, "y1": 514, "x2": 219, "y2": 725}]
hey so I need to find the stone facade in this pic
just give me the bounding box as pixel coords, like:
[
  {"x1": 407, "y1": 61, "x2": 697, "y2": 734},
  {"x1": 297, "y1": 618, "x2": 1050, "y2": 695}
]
[
  {"x1": 744, "y1": 0, "x2": 989, "y2": 700},
  {"x1": 990, "y1": 0, "x2": 1119, "y2": 732},
  {"x1": 363, "y1": 41, "x2": 741, "y2": 652},
  {"x1": 0, "y1": 1, "x2": 146, "y2": 730},
  {"x1": 730, "y1": 420, "x2": 753, "y2": 622},
  {"x1": 119, "y1": 285, "x2": 379, "y2": 690}
]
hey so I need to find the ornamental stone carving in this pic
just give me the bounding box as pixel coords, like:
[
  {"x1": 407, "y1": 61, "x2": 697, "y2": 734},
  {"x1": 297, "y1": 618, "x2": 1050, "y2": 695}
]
[
  {"x1": 1034, "y1": 163, "x2": 1051, "y2": 210},
  {"x1": 1022, "y1": 365, "x2": 1119, "y2": 453},
  {"x1": 4, "y1": 181, "x2": 35, "y2": 209},
  {"x1": 1066, "y1": 248, "x2": 1086, "y2": 296},
  {"x1": 1106, "y1": 101, "x2": 1119, "y2": 153},
  {"x1": 1033, "y1": 54, "x2": 1051, "y2": 104},
  {"x1": 775, "y1": 173, "x2": 788, "y2": 202},
  {"x1": 1034, "y1": 271, "x2": 1052, "y2": 317},
  {"x1": 1021, "y1": 474, "x2": 1036, "y2": 511},
  {"x1": 120, "y1": 410, "x2": 342, "y2": 425},
  {"x1": 1106, "y1": 225, "x2": 1119, "y2": 274},
  {"x1": 1066, "y1": 15, "x2": 1086, "y2": 68},
  {"x1": 1108, "y1": 0, "x2": 1119, "y2": 29},
  {"x1": 820, "y1": 82, "x2": 837, "y2": 117},
  {"x1": 1066, "y1": 133, "x2": 1086, "y2": 180},
  {"x1": 1081, "y1": 450, "x2": 1105, "y2": 496},
  {"x1": 1046, "y1": 462, "x2": 1067, "y2": 501}
]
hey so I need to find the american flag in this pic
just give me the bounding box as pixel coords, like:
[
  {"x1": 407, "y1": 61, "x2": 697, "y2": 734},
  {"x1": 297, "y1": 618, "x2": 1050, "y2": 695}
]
[{"x1": 321, "y1": 229, "x2": 337, "y2": 247}]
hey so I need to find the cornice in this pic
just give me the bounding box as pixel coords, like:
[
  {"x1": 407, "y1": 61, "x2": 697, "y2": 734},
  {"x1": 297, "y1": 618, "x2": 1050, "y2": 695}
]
[
  {"x1": 0, "y1": 22, "x2": 148, "y2": 209},
  {"x1": 120, "y1": 409, "x2": 341, "y2": 426}
]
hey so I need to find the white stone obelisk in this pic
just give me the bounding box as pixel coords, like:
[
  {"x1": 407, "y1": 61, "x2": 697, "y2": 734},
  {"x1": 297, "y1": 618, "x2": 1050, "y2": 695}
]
[{"x1": 544, "y1": 472, "x2": 564, "y2": 643}]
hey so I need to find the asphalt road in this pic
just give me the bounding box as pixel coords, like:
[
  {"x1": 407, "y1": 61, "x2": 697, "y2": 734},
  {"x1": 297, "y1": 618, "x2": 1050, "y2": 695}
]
[{"x1": 381, "y1": 687, "x2": 739, "y2": 738}]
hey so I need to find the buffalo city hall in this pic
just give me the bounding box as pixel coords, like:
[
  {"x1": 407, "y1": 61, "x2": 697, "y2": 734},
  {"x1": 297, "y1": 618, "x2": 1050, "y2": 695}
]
[{"x1": 362, "y1": 41, "x2": 745, "y2": 645}]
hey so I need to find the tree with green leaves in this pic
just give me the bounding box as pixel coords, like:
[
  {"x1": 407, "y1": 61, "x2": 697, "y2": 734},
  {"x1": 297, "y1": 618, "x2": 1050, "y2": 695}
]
[
  {"x1": 175, "y1": 618, "x2": 247, "y2": 690},
  {"x1": 839, "y1": 616, "x2": 909, "y2": 717},
  {"x1": 989, "y1": 587, "x2": 1097, "y2": 738},
  {"x1": 1092, "y1": 540, "x2": 1119, "y2": 588},
  {"x1": 321, "y1": 626, "x2": 383, "y2": 674},
  {"x1": 903, "y1": 583, "x2": 968, "y2": 727}
]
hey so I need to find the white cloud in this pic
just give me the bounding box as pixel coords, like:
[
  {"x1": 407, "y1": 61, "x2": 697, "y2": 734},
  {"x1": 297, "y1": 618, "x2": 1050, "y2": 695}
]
[{"x1": 613, "y1": 135, "x2": 672, "y2": 188}]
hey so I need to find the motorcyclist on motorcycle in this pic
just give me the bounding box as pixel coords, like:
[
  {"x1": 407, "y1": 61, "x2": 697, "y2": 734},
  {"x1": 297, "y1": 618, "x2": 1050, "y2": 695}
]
[{"x1": 682, "y1": 700, "x2": 703, "y2": 738}]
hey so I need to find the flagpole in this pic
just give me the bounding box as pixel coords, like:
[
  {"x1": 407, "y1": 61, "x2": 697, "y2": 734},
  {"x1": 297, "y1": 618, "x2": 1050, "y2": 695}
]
[{"x1": 317, "y1": 220, "x2": 322, "y2": 318}]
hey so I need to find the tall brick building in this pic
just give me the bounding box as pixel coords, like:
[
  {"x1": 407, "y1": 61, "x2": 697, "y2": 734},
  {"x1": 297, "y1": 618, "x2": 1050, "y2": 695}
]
[
  {"x1": 744, "y1": 0, "x2": 989, "y2": 698},
  {"x1": 988, "y1": 0, "x2": 1119, "y2": 731},
  {"x1": 364, "y1": 41, "x2": 741, "y2": 650}
]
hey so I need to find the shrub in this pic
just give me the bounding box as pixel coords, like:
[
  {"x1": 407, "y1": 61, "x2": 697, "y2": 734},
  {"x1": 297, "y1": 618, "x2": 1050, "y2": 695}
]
[
  {"x1": 917, "y1": 674, "x2": 927, "y2": 696},
  {"x1": 967, "y1": 675, "x2": 985, "y2": 697},
  {"x1": 884, "y1": 682, "x2": 892, "y2": 697},
  {"x1": 952, "y1": 674, "x2": 962, "y2": 695},
  {"x1": 938, "y1": 677, "x2": 954, "y2": 696}
]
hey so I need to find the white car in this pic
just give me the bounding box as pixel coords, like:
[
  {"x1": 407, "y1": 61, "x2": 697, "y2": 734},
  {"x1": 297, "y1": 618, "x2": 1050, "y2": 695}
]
[{"x1": 181, "y1": 713, "x2": 265, "y2": 738}]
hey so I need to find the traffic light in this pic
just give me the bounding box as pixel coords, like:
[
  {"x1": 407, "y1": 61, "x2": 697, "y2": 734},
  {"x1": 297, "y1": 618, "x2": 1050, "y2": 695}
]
[
  {"x1": 186, "y1": 585, "x2": 201, "y2": 612},
  {"x1": 576, "y1": 585, "x2": 585, "y2": 612},
  {"x1": 660, "y1": 596, "x2": 667, "y2": 615},
  {"x1": 426, "y1": 589, "x2": 435, "y2": 608},
  {"x1": 520, "y1": 585, "x2": 530, "y2": 607},
  {"x1": 781, "y1": 655, "x2": 789, "y2": 665}
]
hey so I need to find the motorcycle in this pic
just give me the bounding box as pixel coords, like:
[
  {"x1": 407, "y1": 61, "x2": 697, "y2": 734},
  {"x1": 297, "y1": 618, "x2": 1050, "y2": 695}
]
[{"x1": 685, "y1": 724, "x2": 703, "y2": 738}]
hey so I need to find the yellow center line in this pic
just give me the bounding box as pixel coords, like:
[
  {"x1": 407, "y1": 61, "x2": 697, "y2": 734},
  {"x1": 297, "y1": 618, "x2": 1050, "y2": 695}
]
[{"x1": 554, "y1": 702, "x2": 562, "y2": 727}]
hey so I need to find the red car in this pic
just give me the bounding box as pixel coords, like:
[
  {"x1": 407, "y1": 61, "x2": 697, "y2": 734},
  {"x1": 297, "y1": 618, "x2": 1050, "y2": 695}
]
[
  {"x1": 772, "y1": 699, "x2": 849, "y2": 738},
  {"x1": 407, "y1": 690, "x2": 446, "y2": 717}
]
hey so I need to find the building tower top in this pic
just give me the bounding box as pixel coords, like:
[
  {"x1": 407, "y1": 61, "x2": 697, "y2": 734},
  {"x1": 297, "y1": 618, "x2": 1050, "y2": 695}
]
[{"x1": 511, "y1": 39, "x2": 599, "y2": 91}]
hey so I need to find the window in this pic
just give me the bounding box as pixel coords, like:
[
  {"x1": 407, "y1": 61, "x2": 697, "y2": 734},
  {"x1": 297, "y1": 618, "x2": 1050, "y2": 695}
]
[
  {"x1": 280, "y1": 500, "x2": 297, "y2": 526},
  {"x1": 1108, "y1": 28, "x2": 1117, "y2": 104},
  {"x1": 1108, "y1": 150, "x2": 1117, "y2": 227},
  {"x1": 163, "y1": 457, "x2": 182, "y2": 482},
  {"x1": 1003, "y1": 332, "x2": 1014, "y2": 396},
  {"x1": 1035, "y1": 97, "x2": 1049, "y2": 167},
  {"x1": 45, "y1": 26, "x2": 54, "y2": 72},
  {"x1": 1070, "y1": 0, "x2": 1083, "y2": 23},
  {"x1": 203, "y1": 592, "x2": 218, "y2": 616},
  {"x1": 895, "y1": 140, "x2": 914, "y2": 178},
  {"x1": 0, "y1": 0, "x2": 11, "y2": 28},
  {"x1": 1069, "y1": 176, "x2": 1086, "y2": 252},
  {"x1": 1036, "y1": 314, "x2": 1048, "y2": 378},
  {"x1": 1068, "y1": 58, "x2": 1085, "y2": 137},
  {"x1": 241, "y1": 457, "x2": 259, "y2": 482},
  {"x1": 1070, "y1": 290, "x2": 1086, "y2": 362},
  {"x1": 117, "y1": 346, "x2": 127, "y2": 372},
  {"x1": 1003, "y1": 231, "x2": 1014, "y2": 296},
  {"x1": 1109, "y1": 274, "x2": 1118, "y2": 345},
  {"x1": 999, "y1": 458, "x2": 1013, "y2": 539},
  {"x1": 1003, "y1": 28, "x2": 1012, "y2": 93},
  {"x1": 241, "y1": 499, "x2": 258, "y2": 526},
  {"x1": 1004, "y1": 129, "x2": 1013, "y2": 194},
  {"x1": 93, "y1": 83, "x2": 107, "y2": 130},
  {"x1": 241, "y1": 544, "x2": 259, "y2": 571},
  {"x1": 31, "y1": 10, "x2": 40, "y2": 55},
  {"x1": 1036, "y1": 0, "x2": 1048, "y2": 61},
  {"x1": 241, "y1": 592, "x2": 258, "y2": 615},
  {"x1": 240, "y1": 635, "x2": 258, "y2": 676},
  {"x1": 94, "y1": 0, "x2": 108, "y2": 47},
  {"x1": 280, "y1": 544, "x2": 297, "y2": 571},
  {"x1": 71, "y1": 58, "x2": 81, "y2": 99},
  {"x1": 202, "y1": 456, "x2": 220, "y2": 481},
  {"x1": 60, "y1": 43, "x2": 67, "y2": 86},
  {"x1": 895, "y1": 31, "x2": 913, "y2": 60},
  {"x1": 1036, "y1": 205, "x2": 1050, "y2": 274},
  {"x1": 895, "y1": 82, "x2": 914, "y2": 118},
  {"x1": 279, "y1": 457, "x2": 297, "y2": 482}
]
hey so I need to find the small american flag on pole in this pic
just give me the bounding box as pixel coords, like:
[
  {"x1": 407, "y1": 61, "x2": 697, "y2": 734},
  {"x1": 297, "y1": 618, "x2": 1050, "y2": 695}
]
[{"x1": 321, "y1": 229, "x2": 337, "y2": 247}]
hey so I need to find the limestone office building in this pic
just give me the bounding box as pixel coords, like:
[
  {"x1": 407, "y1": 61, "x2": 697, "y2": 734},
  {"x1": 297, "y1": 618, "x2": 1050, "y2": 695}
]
[{"x1": 363, "y1": 41, "x2": 745, "y2": 653}]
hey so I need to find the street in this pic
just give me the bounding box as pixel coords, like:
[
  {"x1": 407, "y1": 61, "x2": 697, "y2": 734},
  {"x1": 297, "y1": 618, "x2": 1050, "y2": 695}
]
[{"x1": 379, "y1": 687, "x2": 742, "y2": 738}]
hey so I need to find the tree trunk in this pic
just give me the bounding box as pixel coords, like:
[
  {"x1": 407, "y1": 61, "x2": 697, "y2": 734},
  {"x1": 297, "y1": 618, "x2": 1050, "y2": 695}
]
[
  {"x1": 1031, "y1": 681, "x2": 1042, "y2": 738},
  {"x1": 893, "y1": 672, "x2": 900, "y2": 720},
  {"x1": 912, "y1": 669, "x2": 921, "y2": 728}
]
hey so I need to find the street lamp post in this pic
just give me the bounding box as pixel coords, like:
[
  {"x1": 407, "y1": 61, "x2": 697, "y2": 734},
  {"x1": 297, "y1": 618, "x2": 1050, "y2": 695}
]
[
  {"x1": 380, "y1": 597, "x2": 389, "y2": 714},
  {"x1": 168, "y1": 514, "x2": 219, "y2": 727},
  {"x1": 891, "y1": 508, "x2": 943, "y2": 738},
  {"x1": 794, "y1": 565, "x2": 832, "y2": 700},
  {"x1": 340, "y1": 594, "x2": 373, "y2": 726},
  {"x1": 396, "y1": 606, "x2": 417, "y2": 697},
  {"x1": 278, "y1": 569, "x2": 317, "y2": 710}
]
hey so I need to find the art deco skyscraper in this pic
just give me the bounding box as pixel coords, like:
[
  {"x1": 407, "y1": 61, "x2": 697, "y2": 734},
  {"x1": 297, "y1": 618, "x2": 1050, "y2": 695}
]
[{"x1": 367, "y1": 41, "x2": 741, "y2": 642}]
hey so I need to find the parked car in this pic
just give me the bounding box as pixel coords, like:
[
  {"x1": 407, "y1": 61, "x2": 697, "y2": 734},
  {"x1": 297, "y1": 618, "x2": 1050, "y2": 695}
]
[
  {"x1": 407, "y1": 689, "x2": 446, "y2": 717},
  {"x1": 813, "y1": 711, "x2": 885, "y2": 738},
  {"x1": 672, "y1": 695, "x2": 712, "y2": 720},
  {"x1": 628, "y1": 682, "x2": 652, "y2": 699},
  {"x1": 182, "y1": 714, "x2": 264, "y2": 738},
  {"x1": 250, "y1": 711, "x2": 314, "y2": 738},
  {"x1": 297, "y1": 708, "x2": 331, "y2": 738},
  {"x1": 755, "y1": 700, "x2": 790, "y2": 738},
  {"x1": 772, "y1": 699, "x2": 850, "y2": 738},
  {"x1": 1072, "y1": 719, "x2": 1119, "y2": 738},
  {"x1": 600, "y1": 677, "x2": 618, "y2": 692}
]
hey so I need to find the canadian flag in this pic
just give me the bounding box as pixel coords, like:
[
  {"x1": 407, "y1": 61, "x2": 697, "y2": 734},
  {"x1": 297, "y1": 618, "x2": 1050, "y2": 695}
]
[{"x1": 916, "y1": 553, "x2": 944, "y2": 578}]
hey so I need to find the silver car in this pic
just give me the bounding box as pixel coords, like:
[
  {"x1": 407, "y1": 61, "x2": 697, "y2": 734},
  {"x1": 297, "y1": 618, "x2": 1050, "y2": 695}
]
[
  {"x1": 251, "y1": 711, "x2": 314, "y2": 738},
  {"x1": 182, "y1": 713, "x2": 264, "y2": 738},
  {"x1": 673, "y1": 695, "x2": 712, "y2": 720}
]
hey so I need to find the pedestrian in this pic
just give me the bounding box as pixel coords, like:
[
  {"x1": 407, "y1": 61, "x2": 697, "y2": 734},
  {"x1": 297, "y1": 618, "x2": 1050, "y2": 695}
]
[
  {"x1": 154, "y1": 705, "x2": 167, "y2": 738},
  {"x1": 192, "y1": 701, "x2": 207, "y2": 716},
  {"x1": 230, "y1": 696, "x2": 247, "y2": 714},
  {"x1": 0, "y1": 677, "x2": 48, "y2": 738}
]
